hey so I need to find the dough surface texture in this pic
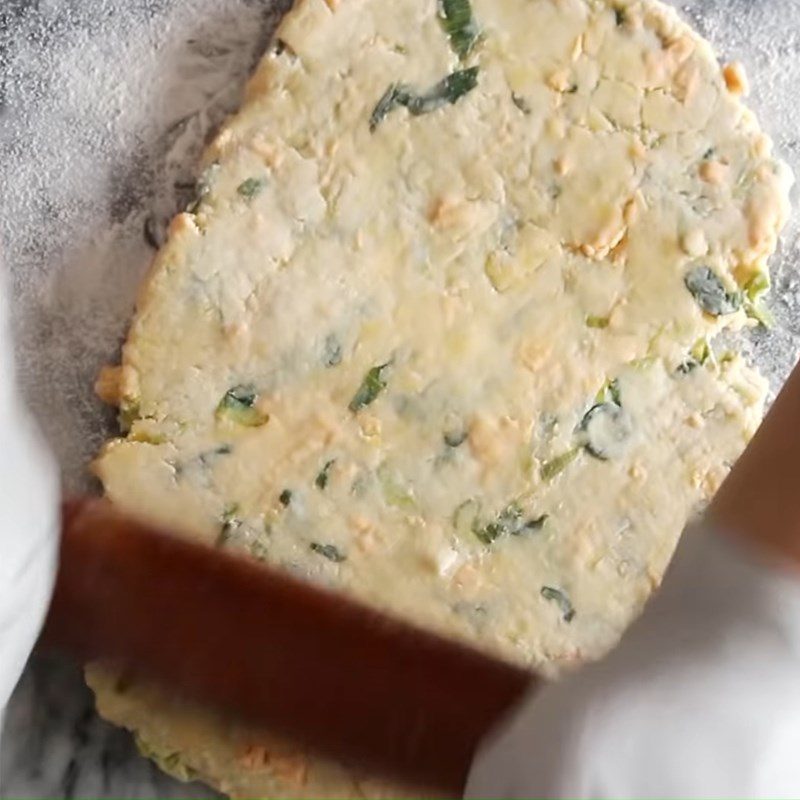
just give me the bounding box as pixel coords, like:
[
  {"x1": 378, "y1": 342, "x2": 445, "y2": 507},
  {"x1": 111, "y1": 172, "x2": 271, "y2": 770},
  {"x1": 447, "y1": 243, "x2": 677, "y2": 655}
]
[{"x1": 88, "y1": 0, "x2": 791, "y2": 795}]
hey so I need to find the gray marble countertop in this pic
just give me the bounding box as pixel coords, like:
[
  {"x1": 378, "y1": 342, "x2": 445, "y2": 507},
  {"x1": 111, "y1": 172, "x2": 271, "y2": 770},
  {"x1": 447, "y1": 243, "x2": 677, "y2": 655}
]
[
  {"x1": 2, "y1": 0, "x2": 800, "y2": 797},
  {"x1": 2, "y1": 655, "x2": 217, "y2": 799}
]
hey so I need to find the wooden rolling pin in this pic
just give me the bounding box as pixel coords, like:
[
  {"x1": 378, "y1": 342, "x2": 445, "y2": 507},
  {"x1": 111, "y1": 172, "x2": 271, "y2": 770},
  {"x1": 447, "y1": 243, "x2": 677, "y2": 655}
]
[{"x1": 41, "y1": 499, "x2": 535, "y2": 795}]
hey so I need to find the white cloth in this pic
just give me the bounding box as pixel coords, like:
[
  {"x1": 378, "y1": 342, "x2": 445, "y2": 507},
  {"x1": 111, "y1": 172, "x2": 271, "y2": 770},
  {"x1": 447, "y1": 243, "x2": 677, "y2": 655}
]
[
  {"x1": 466, "y1": 522, "x2": 800, "y2": 799},
  {"x1": 0, "y1": 274, "x2": 59, "y2": 715}
]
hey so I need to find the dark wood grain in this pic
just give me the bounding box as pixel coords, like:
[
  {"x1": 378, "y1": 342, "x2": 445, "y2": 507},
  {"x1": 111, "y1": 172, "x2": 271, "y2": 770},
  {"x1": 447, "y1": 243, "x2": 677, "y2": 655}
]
[{"x1": 41, "y1": 499, "x2": 535, "y2": 795}]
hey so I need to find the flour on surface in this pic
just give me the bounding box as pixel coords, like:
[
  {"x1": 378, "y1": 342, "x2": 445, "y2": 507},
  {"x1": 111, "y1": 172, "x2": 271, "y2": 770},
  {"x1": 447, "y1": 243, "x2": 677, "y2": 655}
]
[
  {"x1": 0, "y1": 0, "x2": 798, "y2": 797},
  {"x1": 1, "y1": 2, "x2": 282, "y2": 796},
  {"x1": 0, "y1": 0, "x2": 287, "y2": 493}
]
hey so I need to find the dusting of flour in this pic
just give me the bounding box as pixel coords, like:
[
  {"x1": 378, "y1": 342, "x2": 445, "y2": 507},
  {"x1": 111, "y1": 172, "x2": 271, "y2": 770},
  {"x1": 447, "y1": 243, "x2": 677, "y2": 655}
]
[
  {"x1": 0, "y1": 0, "x2": 798, "y2": 797},
  {"x1": 1, "y1": 2, "x2": 286, "y2": 797},
  {"x1": 0, "y1": 0, "x2": 287, "y2": 493}
]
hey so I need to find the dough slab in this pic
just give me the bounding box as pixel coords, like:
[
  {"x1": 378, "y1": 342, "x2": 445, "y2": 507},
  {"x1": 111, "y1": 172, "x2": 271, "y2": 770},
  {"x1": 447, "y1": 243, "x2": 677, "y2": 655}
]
[{"x1": 88, "y1": 0, "x2": 791, "y2": 795}]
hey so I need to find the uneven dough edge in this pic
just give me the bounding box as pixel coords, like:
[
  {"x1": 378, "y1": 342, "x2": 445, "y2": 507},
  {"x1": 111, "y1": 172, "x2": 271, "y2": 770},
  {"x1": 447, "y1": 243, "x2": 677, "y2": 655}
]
[{"x1": 87, "y1": 0, "x2": 792, "y2": 797}]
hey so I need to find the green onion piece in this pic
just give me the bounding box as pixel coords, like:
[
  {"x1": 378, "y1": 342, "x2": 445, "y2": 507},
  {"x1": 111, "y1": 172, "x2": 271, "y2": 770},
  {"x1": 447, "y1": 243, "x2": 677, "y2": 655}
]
[
  {"x1": 216, "y1": 385, "x2": 269, "y2": 427},
  {"x1": 438, "y1": 0, "x2": 480, "y2": 58},
  {"x1": 370, "y1": 84, "x2": 407, "y2": 131},
  {"x1": 135, "y1": 735, "x2": 199, "y2": 783},
  {"x1": 594, "y1": 378, "x2": 622, "y2": 406},
  {"x1": 453, "y1": 498, "x2": 482, "y2": 538},
  {"x1": 473, "y1": 503, "x2": 548, "y2": 546},
  {"x1": 443, "y1": 428, "x2": 468, "y2": 448},
  {"x1": 349, "y1": 363, "x2": 391, "y2": 412},
  {"x1": 237, "y1": 177, "x2": 267, "y2": 199},
  {"x1": 743, "y1": 272, "x2": 773, "y2": 328},
  {"x1": 586, "y1": 315, "x2": 610, "y2": 329},
  {"x1": 579, "y1": 402, "x2": 632, "y2": 461},
  {"x1": 541, "y1": 448, "x2": 580, "y2": 481},
  {"x1": 677, "y1": 338, "x2": 712, "y2": 374},
  {"x1": 323, "y1": 333, "x2": 343, "y2": 367},
  {"x1": 511, "y1": 93, "x2": 531, "y2": 114},
  {"x1": 377, "y1": 463, "x2": 417, "y2": 511},
  {"x1": 310, "y1": 542, "x2": 347, "y2": 563},
  {"x1": 369, "y1": 68, "x2": 479, "y2": 131},
  {"x1": 315, "y1": 459, "x2": 336, "y2": 490},
  {"x1": 684, "y1": 266, "x2": 742, "y2": 316},
  {"x1": 541, "y1": 585, "x2": 575, "y2": 622},
  {"x1": 217, "y1": 503, "x2": 241, "y2": 547}
]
